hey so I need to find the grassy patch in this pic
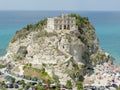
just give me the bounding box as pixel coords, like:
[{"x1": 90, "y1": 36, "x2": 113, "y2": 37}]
[
  {"x1": 0, "y1": 64, "x2": 6, "y2": 68},
  {"x1": 23, "y1": 65, "x2": 51, "y2": 81},
  {"x1": 10, "y1": 18, "x2": 47, "y2": 43}
]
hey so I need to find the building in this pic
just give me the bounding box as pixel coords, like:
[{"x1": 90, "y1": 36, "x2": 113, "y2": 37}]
[{"x1": 46, "y1": 14, "x2": 78, "y2": 31}]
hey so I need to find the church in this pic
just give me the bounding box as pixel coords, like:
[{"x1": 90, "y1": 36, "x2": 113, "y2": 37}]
[{"x1": 46, "y1": 14, "x2": 78, "y2": 31}]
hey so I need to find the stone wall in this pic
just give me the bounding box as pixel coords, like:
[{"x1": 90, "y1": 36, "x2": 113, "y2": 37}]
[{"x1": 47, "y1": 14, "x2": 78, "y2": 31}]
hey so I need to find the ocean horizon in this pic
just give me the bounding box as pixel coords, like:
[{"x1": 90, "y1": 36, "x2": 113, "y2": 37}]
[{"x1": 0, "y1": 11, "x2": 120, "y2": 64}]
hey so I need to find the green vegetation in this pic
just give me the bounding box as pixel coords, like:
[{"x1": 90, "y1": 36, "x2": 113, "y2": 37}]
[
  {"x1": 25, "y1": 83, "x2": 32, "y2": 88},
  {"x1": 1, "y1": 81, "x2": 5, "y2": 85},
  {"x1": 18, "y1": 88, "x2": 23, "y2": 90},
  {"x1": 56, "y1": 83, "x2": 60, "y2": 90},
  {"x1": 76, "y1": 81, "x2": 83, "y2": 90},
  {"x1": 11, "y1": 37, "x2": 17, "y2": 43},
  {"x1": 36, "y1": 18, "x2": 47, "y2": 26},
  {"x1": 66, "y1": 61, "x2": 85, "y2": 82},
  {"x1": 69, "y1": 14, "x2": 99, "y2": 65},
  {"x1": 52, "y1": 74, "x2": 59, "y2": 83},
  {"x1": 66, "y1": 80, "x2": 72, "y2": 89},
  {"x1": 13, "y1": 54, "x2": 23, "y2": 61},
  {"x1": 8, "y1": 14, "x2": 104, "y2": 88},
  {"x1": 10, "y1": 18, "x2": 47, "y2": 43},
  {"x1": 69, "y1": 14, "x2": 89, "y2": 29},
  {"x1": 118, "y1": 86, "x2": 120, "y2": 90},
  {"x1": 72, "y1": 62, "x2": 79, "y2": 71},
  {"x1": 35, "y1": 82, "x2": 46, "y2": 90},
  {"x1": 10, "y1": 77, "x2": 15, "y2": 84},
  {"x1": 20, "y1": 79, "x2": 26, "y2": 87},
  {"x1": 1, "y1": 88, "x2": 7, "y2": 90},
  {"x1": 69, "y1": 14, "x2": 96, "y2": 51},
  {"x1": 90, "y1": 51, "x2": 108, "y2": 64},
  {"x1": 10, "y1": 14, "x2": 91, "y2": 44},
  {"x1": 17, "y1": 81, "x2": 47, "y2": 90},
  {"x1": 23, "y1": 64, "x2": 51, "y2": 81},
  {"x1": 17, "y1": 80, "x2": 56, "y2": 90},
  {"x1": 0, "y1": 64, "x2": 5, "y2": 68}
]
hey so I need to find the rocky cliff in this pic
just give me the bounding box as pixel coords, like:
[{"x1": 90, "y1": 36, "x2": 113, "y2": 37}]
[{"x1": 5, "y1": 14, "x2": 112, "y2": 85}]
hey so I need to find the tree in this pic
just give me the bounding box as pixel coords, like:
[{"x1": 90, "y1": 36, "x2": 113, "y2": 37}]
[
  {"x1": 56, "y1": 83, "x2": 60, "y2": 90},
  {"x1": 76, "y1": 81, "x2": 83, "y2": 90},
  {"x1": 25, "y1": 83, "x2": 32, "y2": 89},
  {"x1": 29, "y1": 63, "x2": 32, "y2": 67},
  {"x1": 21, "y1": 79, "x2": 25, "y2": 84},
  {"x1": 38, "y1": 82, "x2": 42, "y2": 86},
  {"x1": 46, "y1": 79, "x2": 51, "y2": 86},
  {"x1": 38, "y1": 19, "x2": 47, "y2": 26},
  {"x1": 1, "y1": 81, "x2": 5, "y2": 85},
  {"x1": 10, "y1": 77, "x2": 15, "y2": 84},
  {"x1": 20, "y1": 80, "x2": 25, "y2": 87},
  {"x1": 26, "y1": 24, "x2": 33, "y2": 30},
  {"x1": 66, "y1": 80, "x2": 72, "y2": 89},
  {"x1": 36, "y1": 82, "x2": 46, "y2": 90},
  {"x1": 41, "y1": 68, "x2": 45, "y2": 74}
]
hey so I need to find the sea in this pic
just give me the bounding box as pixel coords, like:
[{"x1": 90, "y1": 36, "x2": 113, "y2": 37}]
[{"x1": 0, "y1": 11, "x2": 120, "y2": 65}]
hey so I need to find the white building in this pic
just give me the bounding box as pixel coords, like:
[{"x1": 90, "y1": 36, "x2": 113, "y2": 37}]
[{"x1": 46, "y1": 14, "x2": 78, "y2": 31}]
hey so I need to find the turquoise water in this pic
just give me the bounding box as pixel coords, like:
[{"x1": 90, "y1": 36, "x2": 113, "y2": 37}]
[{"x1": 0, "y1": 11, "x2": 120, "y2": 64}]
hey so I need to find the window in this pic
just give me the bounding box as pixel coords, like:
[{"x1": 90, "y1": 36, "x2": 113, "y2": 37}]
[{"x1": 64, "y1": 25, "x2": 66, "y2": 29}]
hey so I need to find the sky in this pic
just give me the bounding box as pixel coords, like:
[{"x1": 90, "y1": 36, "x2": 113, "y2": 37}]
[{"x1": 0, "y1": 0, "x2": 120, "y2": 11}]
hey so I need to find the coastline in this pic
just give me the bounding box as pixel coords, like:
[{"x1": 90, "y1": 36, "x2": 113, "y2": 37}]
[
  {"x1": 0, "y1": 11, "x2": 120, "y2": 90},
  {"x1": 0, "y1": 49, "x2": 6, "y2": 56},
  {"x1": 1, "y1": 11, "x2": 120, "y2": 64}
]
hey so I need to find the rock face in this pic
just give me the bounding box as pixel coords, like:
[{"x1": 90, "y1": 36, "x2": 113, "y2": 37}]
[{"x1": 5, "y1": 14, "x2": 111, "y2": 85}]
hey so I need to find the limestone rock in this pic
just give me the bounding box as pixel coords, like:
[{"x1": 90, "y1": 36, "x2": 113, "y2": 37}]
[{"x1": 5, "y1": 14, "x2": 112, "y2": 85}]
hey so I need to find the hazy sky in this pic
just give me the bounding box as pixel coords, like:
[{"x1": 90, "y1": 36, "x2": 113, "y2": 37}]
[{"x1": 0, "y1": 0, "x2": 119, "y2": 11}]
